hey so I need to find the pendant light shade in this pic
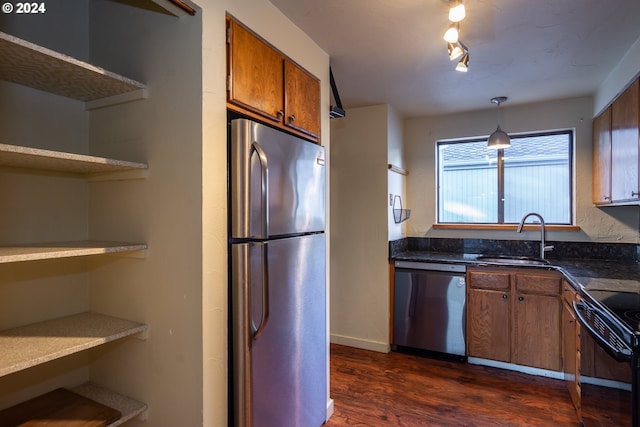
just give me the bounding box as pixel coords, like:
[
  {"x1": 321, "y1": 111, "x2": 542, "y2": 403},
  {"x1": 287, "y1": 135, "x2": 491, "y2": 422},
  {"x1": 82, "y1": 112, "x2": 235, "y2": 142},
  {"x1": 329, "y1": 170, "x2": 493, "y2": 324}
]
[{"x1": 487, "y1": 97, "x2": 511, "y2": 149}]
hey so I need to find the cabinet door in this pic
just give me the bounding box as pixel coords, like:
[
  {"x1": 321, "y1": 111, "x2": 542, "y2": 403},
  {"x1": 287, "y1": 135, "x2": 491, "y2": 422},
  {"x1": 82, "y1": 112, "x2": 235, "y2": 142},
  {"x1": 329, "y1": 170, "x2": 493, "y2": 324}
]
[
  {"x1": 513, "y1": 293, "x2": 562, "y2": 371},
  {"x1": 284, "y1": 60, "x2": 321, "y2": 139},
  {"x1": 227, "y1": 19, "x2": 284, "y2": 123},
  {"x1": 593, "y1": 107, "x2": 612, "y2": 204},
  {"x1": 562, "y1": 300, "x2": 580, "y2": 418},
  {"x1": 610, "y1": 78, "x2": 639, "y2": 203},
  {"x1": 467, "y1": 288, "x2": 510, "y2": 362}
]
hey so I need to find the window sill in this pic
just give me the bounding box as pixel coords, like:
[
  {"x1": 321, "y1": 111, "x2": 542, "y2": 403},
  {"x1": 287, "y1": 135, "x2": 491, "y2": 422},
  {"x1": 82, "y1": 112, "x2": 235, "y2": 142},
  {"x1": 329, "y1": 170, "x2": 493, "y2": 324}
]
[{"x1": 433, "y1": 223, "x2": 581, "y2": 231}]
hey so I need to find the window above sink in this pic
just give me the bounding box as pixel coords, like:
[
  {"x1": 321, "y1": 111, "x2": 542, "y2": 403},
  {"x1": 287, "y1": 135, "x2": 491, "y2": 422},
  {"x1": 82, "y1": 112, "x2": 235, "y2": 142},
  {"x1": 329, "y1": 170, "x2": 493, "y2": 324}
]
[{"x1": 435, "y1": 129, "x2": 574, "y2": 226}]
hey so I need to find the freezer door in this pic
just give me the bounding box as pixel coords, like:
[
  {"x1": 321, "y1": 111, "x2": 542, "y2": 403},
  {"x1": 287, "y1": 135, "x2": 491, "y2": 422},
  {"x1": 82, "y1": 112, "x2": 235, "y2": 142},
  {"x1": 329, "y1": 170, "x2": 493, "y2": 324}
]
[
  {"x1": 231, "y1": 118, "x2": 325, "y2": 239},
  {"x1": 231, "y1": 234, "x2": 327, "y2": 427}
]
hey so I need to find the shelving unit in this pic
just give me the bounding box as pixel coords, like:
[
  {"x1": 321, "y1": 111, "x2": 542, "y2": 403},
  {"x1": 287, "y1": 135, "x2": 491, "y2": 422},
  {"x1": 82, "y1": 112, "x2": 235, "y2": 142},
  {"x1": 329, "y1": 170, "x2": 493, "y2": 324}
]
[{"x1": 0, "y1": 28, "x2": 150, "y2": 425}]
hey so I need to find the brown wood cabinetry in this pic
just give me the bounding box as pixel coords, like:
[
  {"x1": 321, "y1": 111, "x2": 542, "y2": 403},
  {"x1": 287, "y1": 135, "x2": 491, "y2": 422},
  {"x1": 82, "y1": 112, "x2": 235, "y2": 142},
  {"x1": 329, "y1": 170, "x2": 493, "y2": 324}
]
[
  {"x1": 226, "y1": 17, "x2": 321, "y2": 142},
  {"x1": 467, "y1": 269, "x2": 510, "y2": 362},
  {"x1": 593, "y1": 106, "x2": 612, "y2": 204},
  {"x1": 562, "y1": 281, "x2": 581, "y2": 419},
  {"x1": 467, "y1": 267, "x2": 563, "y2": 371},
  {"x1": 592, "y1": 78, "x2": 639, "y2": 205}
]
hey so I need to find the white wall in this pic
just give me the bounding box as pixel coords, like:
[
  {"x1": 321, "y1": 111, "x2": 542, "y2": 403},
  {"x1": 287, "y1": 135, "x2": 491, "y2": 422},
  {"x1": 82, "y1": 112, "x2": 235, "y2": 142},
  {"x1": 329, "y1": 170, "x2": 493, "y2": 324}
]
[
  {"x1": 387, "y1": 105, "x2": 407, "y2": 241},
  {"x1": 330, "y1": 104, "x2": 391, "y2": 352},
  {"x1": 595, "y1": 37, "x2": 640, "y2": 116},
  {"x1": 404, "y1": 96, "x2": 639, "y2": 244}
]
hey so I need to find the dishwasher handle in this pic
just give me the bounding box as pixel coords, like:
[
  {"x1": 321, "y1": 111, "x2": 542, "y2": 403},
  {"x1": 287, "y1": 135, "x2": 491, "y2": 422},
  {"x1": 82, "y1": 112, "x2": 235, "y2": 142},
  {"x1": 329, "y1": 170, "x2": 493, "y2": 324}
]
[{"x1": 394, "y1": 260, "x2": 466, "y2": 273}]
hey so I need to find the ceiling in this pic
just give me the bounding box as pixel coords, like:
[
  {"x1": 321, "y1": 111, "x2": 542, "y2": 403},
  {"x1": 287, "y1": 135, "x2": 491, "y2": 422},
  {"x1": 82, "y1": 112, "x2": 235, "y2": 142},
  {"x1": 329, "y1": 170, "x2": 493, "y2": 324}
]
[{"x1": 268, "y1": 0, "x2": 640, "y2": 117}]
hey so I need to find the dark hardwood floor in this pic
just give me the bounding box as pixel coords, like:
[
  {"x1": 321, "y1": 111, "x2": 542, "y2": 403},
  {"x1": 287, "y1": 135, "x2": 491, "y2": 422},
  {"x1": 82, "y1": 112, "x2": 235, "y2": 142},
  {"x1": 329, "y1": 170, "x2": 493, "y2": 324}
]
[{"x1": 325, "y1": 344, "x2": 581, "y2": 427}]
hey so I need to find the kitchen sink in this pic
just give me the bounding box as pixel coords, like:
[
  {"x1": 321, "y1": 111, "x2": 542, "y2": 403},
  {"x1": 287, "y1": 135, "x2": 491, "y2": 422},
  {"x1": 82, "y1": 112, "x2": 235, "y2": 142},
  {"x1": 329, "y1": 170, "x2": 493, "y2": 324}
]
[{"x1": 476, "y1": 254, "x2": 550, "y2": 266}]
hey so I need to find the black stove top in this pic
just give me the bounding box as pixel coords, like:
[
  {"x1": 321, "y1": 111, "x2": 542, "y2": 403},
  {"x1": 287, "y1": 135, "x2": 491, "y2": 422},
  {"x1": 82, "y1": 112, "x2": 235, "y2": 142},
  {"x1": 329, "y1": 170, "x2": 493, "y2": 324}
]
[{"x1": 586, "y1": 290, "x2": 640, "y2": 334}]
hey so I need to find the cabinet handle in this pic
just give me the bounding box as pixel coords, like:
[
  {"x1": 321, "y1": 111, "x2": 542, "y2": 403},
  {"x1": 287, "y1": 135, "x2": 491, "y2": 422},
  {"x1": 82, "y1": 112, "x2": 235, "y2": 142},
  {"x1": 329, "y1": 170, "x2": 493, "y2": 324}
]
[
  {"x1": 518, "y1": 296, "x2": 524, "y2": 302},
  {"x1": 288, "y1": 114, "x2": 296, "y2": 123},
  {"x1": 604, "y1": 196, "x2": 611, "y2": 201},
  {"x1": 277, "y1": 110, "x2": 284, "y2": 119},
  {"x1": 502, "y1": 294, "x2": 508, "y2": 300}
]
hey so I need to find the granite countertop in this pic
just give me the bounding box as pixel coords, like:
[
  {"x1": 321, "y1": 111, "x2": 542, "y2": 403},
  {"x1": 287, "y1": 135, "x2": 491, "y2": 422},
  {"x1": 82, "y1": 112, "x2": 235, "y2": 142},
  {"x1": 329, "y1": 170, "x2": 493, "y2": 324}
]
[{"x1": 391, "y1": 250, "x2": 640, "y2": 294}]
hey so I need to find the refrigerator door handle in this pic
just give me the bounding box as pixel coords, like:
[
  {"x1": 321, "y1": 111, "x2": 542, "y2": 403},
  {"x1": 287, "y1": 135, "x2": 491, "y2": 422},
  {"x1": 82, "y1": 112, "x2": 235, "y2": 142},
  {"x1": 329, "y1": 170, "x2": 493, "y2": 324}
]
[
  {"x1": 251, "y1": 141, "x2": 269, "y2": 239},
  {"x1": 252, "y1": 243, "x2": 270, "y2": 339}
]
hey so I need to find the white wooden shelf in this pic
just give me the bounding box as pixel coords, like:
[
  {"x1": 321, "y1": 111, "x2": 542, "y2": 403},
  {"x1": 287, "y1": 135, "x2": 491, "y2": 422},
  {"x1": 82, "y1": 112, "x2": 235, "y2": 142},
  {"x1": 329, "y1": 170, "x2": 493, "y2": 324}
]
[
  {"x1": 0, "y1": 31, "x2": 147, "y2": 107},
  {"x1": 72, "y1": 382, "x2": 148, "y2": 426},
  {"x1": 0, "y1": 143, "x2": 148, "y2": 175},
  {"x1": 0, "y1": 241, "x2": 147, "y2": 264},
  {"x1": 0, "y1": 312, "x2": 147, "y2": 378}
]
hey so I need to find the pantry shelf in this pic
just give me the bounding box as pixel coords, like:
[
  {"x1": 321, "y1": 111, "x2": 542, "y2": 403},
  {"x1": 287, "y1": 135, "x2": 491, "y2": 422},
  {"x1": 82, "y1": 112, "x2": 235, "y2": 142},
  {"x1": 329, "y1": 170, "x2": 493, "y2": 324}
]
[
  {"x1": 0, "y1": 143, "x2": 148, "y2": 175},
  {"x1": 0, "y1": 312, "x2": 147, "y2": 378},
  {"x1": 0, "y1": 241, "x2": 147, "y2": 264},
  {"x1": 72, "y1": 382, "x2": 148, "y2": 426},
  {"x1": 0, "y1": 31, "x2": 147, "y2": 106}
]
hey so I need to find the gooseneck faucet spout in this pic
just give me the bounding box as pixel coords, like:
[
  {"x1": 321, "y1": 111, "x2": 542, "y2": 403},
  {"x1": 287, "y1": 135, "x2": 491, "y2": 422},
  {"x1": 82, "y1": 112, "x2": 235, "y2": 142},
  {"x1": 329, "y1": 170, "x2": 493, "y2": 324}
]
[{"x1": 516, "y1": 212, "x2": 554, "y2": 259}]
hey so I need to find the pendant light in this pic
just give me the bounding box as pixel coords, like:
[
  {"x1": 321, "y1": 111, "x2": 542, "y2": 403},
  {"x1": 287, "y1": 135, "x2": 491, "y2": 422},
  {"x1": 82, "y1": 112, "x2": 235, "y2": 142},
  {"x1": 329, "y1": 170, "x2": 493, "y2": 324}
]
[{"x1": 487, "y1": 97, "x2": 511, "y2": 149}]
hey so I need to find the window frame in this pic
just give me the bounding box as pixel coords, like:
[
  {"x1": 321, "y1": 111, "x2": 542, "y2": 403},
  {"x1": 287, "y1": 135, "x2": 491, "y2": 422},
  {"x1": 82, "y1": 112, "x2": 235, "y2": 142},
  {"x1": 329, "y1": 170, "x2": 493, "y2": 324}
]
[{"x1": 435, "y1": 129, "x2": 575, "y2": 226}]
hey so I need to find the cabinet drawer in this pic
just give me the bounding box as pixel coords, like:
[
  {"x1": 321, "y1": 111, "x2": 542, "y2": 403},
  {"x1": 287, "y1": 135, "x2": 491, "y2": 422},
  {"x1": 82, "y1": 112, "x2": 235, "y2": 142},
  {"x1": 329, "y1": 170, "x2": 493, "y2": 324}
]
[
  {"x1": 468, "y1": 270, "x2": 510, "y2": 290},
  {"x1": 516, "y1": 273, "x2": 562, "y2": 295}
]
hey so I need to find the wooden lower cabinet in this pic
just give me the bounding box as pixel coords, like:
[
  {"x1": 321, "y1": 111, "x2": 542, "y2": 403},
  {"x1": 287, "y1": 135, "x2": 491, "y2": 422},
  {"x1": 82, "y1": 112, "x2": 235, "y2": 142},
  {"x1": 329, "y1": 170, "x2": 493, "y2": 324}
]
[
  {"x1": 467, "y1": 267, "x2": 562, "y2": 371},
  {"x1": 514, "y1": 292, "x2": 562, "y2": 370},
  {"x1": 467, "y1": 288, "x2": 510, "y2": 362},
  {"x1": 562, "y1": 281, "x2": 581, "y2": 419}
]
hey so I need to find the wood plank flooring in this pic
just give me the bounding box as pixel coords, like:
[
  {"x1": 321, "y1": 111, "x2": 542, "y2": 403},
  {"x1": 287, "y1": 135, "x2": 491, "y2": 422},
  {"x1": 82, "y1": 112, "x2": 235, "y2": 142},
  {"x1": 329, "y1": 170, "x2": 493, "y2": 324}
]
[{"x1": 325, "y1": 344, "x2": 581, "y2": 427}]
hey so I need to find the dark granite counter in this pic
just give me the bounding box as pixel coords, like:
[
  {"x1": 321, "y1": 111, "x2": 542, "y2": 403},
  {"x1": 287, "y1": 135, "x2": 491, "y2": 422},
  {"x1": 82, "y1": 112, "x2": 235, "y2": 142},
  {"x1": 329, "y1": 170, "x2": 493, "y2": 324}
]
[{"x1": 390, "y1": 238, "x2": 640, "y2": 294}]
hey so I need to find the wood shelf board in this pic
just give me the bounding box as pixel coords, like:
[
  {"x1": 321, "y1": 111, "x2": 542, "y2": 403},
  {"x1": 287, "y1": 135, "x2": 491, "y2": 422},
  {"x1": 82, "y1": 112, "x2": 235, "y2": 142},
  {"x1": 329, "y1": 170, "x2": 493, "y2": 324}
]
[
  {"x1": 0, "y1": 143, "x2": 147, "y2": 175},
  {"x1": 72, "y1": 382, "x2": 147, "y2": 426},
  {"x1": 0, "y1": 241, "x2": 148, "y2": 263},
  {"x1": 0, "y1": 312, "x2": 147, "y2": 378},
  {"x1": 0, "y1": 32, "x2": 146, "y2": 102}
]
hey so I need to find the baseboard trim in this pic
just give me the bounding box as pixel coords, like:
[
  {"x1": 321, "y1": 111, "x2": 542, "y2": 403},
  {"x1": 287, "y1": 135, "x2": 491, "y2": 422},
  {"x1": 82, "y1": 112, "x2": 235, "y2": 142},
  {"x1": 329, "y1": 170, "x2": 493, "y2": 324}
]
[
  {"x1": 330, "y1": 334, "x2": 390, "y2": 353},
  {"x1": 468, "y1": 357, "x2": 564, "y2": 380}
]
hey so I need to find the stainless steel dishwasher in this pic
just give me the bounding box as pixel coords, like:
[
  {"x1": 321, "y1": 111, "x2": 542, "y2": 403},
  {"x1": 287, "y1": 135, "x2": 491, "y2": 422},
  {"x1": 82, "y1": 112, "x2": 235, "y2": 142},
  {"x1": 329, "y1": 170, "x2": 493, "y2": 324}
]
[{"x1": 393, "y1": 261, "x2": 466, "y2": 358}]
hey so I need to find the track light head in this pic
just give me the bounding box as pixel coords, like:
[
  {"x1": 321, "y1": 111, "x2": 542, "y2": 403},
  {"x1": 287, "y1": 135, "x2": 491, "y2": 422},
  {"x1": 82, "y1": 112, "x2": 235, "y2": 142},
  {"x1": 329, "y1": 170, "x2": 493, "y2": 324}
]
[{"x1": 448, "y1": 1, "x2": 466, "y2": 22}]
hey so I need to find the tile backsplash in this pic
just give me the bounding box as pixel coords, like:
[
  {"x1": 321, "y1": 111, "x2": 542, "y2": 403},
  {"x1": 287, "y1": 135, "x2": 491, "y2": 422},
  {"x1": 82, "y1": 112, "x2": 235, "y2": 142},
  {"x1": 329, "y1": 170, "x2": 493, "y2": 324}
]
[{"x1": 389, "y1": 237, "x2": 639, "y2": 262}]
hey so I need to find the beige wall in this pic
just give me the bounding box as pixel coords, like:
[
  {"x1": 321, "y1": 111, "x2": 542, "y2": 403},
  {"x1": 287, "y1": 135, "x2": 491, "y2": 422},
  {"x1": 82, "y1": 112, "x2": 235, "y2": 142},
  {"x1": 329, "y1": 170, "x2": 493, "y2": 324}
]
[
  {"x1": 330, "y1": 104, "x2": 393, "y2": 352},
  {"x1": 404, "y1": 96, "x2": 639, "y2": 244}
]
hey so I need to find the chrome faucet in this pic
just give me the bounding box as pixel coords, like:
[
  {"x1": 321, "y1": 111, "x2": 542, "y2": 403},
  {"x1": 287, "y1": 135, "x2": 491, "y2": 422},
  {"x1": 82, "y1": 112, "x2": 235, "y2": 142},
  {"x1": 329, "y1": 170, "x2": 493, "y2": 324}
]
[{"x1": 516, "y1": 212, "x2": 554, "y2": 259}]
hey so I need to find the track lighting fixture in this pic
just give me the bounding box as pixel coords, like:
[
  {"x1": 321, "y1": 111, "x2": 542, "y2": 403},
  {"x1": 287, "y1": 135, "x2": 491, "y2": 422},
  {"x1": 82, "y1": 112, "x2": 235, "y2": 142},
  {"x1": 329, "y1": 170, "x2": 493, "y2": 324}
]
[
  {"x1": 487, "y1": 97, "x2": 511, "y2": 149},
  {"x1": 444, "y1": 1, "x2": 469, "y2": 72}
]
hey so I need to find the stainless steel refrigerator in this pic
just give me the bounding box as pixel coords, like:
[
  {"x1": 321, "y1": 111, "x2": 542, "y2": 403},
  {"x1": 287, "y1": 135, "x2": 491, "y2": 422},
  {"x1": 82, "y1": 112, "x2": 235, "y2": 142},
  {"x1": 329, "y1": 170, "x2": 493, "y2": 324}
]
[{"x1": 229, "y1": 118, "x2": 327, "y2": 427}]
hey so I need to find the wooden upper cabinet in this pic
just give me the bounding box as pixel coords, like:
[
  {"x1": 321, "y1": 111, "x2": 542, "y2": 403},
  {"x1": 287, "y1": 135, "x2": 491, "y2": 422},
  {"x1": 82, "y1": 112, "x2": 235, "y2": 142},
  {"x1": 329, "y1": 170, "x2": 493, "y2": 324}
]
[
  {"x1": 227, "y1": 18, "x2": 284, "y2": 123},
  {"x1": 226, "y1": 17, "x2": 321, "y2": 143},
  {"x1": 610, "y1": 78, "x2": 639, "y2": 203},
  {"x1": 592, "y1": 106, "x2": 612, "y2": 204},
  {"x1": 284, "y1": 60, "x2": 321, "y2": 139},
  {"x1": 593, "y1": 78, "x2": 639, "y2": 205}
]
